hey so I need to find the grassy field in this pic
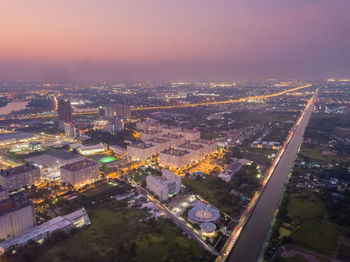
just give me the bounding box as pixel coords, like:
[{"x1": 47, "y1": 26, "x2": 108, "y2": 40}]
[
  {"x1": 182, "y1": 176, "x2": 241, "y2": 217},
  {"x1": 36, "y1": 208, "x2": 210, "y2": 262},
  {"x1": 82, "y1": 183, "x2": 115, "y2": 198},
  {"x1": 299, "y1": 143, "x2": 350, "y2": 165},
  {"x1": 291, "y1": 220, "x2": 340, "y2": 256},
  {"x1": 287, "y1": 196, "x2": 325, "y2": 221}
]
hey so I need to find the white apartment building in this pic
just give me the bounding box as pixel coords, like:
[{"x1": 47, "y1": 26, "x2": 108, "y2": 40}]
[
  {"x1": 146, "y1": 170, "x2": 181, "y2": 202},
  {"x1": 159, "y1": 148, "x2": 191, "y2": 169},
  {"x1": 127, "y1": 142, "x2": 157, "y2": 161}
]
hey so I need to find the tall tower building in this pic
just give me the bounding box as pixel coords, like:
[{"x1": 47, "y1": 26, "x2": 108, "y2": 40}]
[{"x1": 58, "y1": 99, "x2": 73, "y2": 130}]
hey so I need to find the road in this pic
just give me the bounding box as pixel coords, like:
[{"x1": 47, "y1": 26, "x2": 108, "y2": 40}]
[{"x1": 227, "y1": 90, "x2": 318, "y2": 262}]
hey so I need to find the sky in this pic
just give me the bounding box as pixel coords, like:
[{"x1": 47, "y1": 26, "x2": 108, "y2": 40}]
[{"x1": 0, "y1": 0, "x2": 349, "y2": 81}]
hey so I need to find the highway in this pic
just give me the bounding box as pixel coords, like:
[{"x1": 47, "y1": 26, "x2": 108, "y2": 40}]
[{"x1": 226, "y1": 90, "x2": 318, "y2": 262}]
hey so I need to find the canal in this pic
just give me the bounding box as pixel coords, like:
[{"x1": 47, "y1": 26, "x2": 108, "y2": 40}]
[{"x1": 228, "y1": 91, "x2": 317, "y2": 262}]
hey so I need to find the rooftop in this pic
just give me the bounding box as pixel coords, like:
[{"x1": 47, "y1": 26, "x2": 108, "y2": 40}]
[
  {"x1": 79, "y1": 144, "x2": 106, "y2": 151},
  {"x1": 61, "y1": 159, "x2": 98, "y2": 172},
  {"x1": 200, "y1": 222, "x2": 217, "y2": 233},
  {"x1": 143, "y1": 130, "x2": 162, "y2": 135},
  {"x1": 194, "y1": 139, "x2": 216, "y2": 145},
  {"x1": 188, "y1": 201, "x2": 220, "y2": 224},
  {"x1": 0, "y1": 164, "x2": 38, "y2": 177},
  {"x1": 178, "y1": 142, "x2": 204, "y2": 150},
  {"x1": 162, "y1": 133, "x2": 183, "y2": 139},
  {"x1": 148, "y1": 137, "x2": 170, "y2": 144},
  {"x1": 49, "y1": 150, "x2": 82, "y2": 161},
  {"x1": 160, "y1": 148, "x2": 189, "y2": 156},
  {"x1": 128, "y1": 142, "x2": 154, "y2": 149},
  {"x1": 0, "y1": 198, "x2": 33, "y2": 217},
  {"x1": 0, "y1": 132, "x2": 34, "y2": 142},
  {"x1": 0, "y1": 209, "x2": 90, "y2": 252}
]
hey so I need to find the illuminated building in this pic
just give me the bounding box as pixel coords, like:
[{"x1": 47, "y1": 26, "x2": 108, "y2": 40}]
[
  {"x1": 98, "y1": 106, "x2": 105, "y2": 119},
  {"x1": 192, "y1": 139, "x2": 217, "y2": 154},
  {"x1": 127, "y1": 142, "x2": 156, "y2": 161},
  {"x1": 109, "y1": 145, "x2": 127, "y2": 155},
  {"x1": 0, "y1": 209, "x2": 90, "y2": 255},
  {"x1": 136, "y1": 118, "x2": 160, "y2": 131},
  {"x1": 0, "y1": 164, "x2": 41, "y2": 191},
  {"x1": 188, "y1": 201, "x2": 220, "y2": 224},
  {"x1": 159, "y1": 148, "x2": 191, "y2": 169},
  {"x1": 200, "y1": 222, "x2": 217, "y2": 238},
  {"x1": 146, "y1": 170, "x2": 181, "y2": 202},
  {"x1": 104, "y1": 104, "x2": 131, "y2": 119},
  {"x1": 28, "y1": 141, "x2": 42, "y2": 151},
  {"x1": 140, "y1": 130, "x2": 163, "y2": 140},
  {"x1": 0, "y1": 132, "x2": 35, "y2": 146},
  {"x1": 58, "y1": 99, "x2": 73, "y2": 130},
  {"x1": 177, "y1": 142, "x2": 206, "y2": 162},
  {"x1": 64, "y1": 122, "x2": 79, "y2": 138},
  {"x1": 146, "y1": 137, "x2": 171, "y2": 153},
  {"x1": 78, "y1": 144, "x2": 107, "y2": 155},
  {"x1": 161, "y1": 133, "x2": 185, "y2": 147},
  {"x1": 175, "y1": 128, "x2": 200, "y2": 141},
  {"x1": 0, "y1": 198, "x2": 36, "y2": 241},
  {"x1": 60, "y1": 158, "x2": 99, "y2": 186},
  {"x1": 26, "y1": 151, "x2": 85, "y2": 180}
]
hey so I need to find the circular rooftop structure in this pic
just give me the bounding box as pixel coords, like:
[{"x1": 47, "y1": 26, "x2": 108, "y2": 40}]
[
  {"x1": 200, "y1": 222, "x2": 216, "y2": 233},
  {"x1": 200, "y1": 222, "x2": 217, "y2": 238},
  {"x1": 188, "y1": 202, "x2": 220, "y2": 224}
]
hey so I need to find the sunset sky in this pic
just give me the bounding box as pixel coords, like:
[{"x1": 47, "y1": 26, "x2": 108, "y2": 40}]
[{"x1": 1, "y1": 0, "x2": 349, "y2": 81}]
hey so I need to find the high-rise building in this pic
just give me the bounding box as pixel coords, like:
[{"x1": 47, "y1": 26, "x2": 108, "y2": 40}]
[
  {"x1": 0, "y1": 164, "x2": 41, "y2": 191},
  {"x1": 0, "y1": 198, "x2": 36, "y2": 240},
  {"x1": 60, "y1": 158, "x2": 99, "y2": 186},
  {"x1": 98, "y1": 106, "x2": 105, "y2": 119},
  {"x1": 64, "y1": 122, "x2": 79, "y2": 138},
  {"x1": 146, "y1": 170, "x2": 181, "y2": 202},
  {"x1": 104, "y1": 104, "x2": 131, "y2": 119},
  {"x1": 58, "y1": 99, "x2": 73, "y2": 130}
]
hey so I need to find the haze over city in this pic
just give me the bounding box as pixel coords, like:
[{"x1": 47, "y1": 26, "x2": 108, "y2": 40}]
[{"x1": 1, "y1": 0, "x2": 350, "y2": 81}]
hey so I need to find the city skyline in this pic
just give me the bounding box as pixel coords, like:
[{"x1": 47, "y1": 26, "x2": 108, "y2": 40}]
[{"x1": 1, "y1": 0, "x2": 350, "y2": 81}]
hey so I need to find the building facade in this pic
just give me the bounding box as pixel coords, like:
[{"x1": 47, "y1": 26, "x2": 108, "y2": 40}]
[
  {"x1": 64, "y1": 122, "x2": 79, "y2": 138},
  {"x1": 60, "y1": 159, "x2": 99, "y2": 186},
  {"x1": 146, "y1": 170, "x2": 181, "y2": 202},
  {"x1": 0, "y1": 164, "x2": 41, "y2": 191},
  {"x1": 0, "y1": 199, "x2": 36, "y2": 240},
  {"x1": 127, "y1": 142, "x2": 156, "y2": 161},
  {"x1": 104, "y1": 104, "x2": 131, "y2": 119},
  {"x1": 159, "y1": 148, "x2": 191, "y2": 169}
]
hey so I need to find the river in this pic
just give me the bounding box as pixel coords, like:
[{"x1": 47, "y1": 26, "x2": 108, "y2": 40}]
[
  {"x1": 228, "y1": 91, "x2": 317, "y2": 262},
  {"x1": 0, "y1": 101, "x2": 28, "y2": 115}
]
